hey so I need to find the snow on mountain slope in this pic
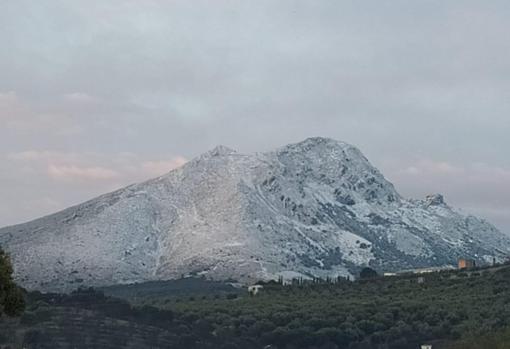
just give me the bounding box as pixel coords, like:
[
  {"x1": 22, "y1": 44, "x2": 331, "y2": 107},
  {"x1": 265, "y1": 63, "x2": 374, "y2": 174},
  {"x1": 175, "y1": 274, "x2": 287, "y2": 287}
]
[{"x1": 1, "y1": 137, "x2": 509, "y2": 292}]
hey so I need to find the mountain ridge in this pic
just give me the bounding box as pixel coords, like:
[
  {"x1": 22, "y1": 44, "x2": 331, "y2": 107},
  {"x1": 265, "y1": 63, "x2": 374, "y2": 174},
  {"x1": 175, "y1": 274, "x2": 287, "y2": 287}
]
[{"x1": 1, "y1": 137, "x2": 509, "y2": 292}]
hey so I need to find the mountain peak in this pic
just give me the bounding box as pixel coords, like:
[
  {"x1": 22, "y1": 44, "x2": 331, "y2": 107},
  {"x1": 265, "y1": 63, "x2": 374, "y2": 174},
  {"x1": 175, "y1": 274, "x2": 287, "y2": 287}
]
[
  {"x1": 296, "y1": 136, "x2": 353, "y2": 149},
  {"x1": 1, "y1": 139, "x2": 508, "y2": 292},
  {"x1": 205, "y1": 145, "x2": 237, "y2": 157},
  {"x1": 278, "y1": 137, "x2": 359, "y2": 155},
  {"x1": 426, "y1": 194, "x2": 446, "y2": 206}
]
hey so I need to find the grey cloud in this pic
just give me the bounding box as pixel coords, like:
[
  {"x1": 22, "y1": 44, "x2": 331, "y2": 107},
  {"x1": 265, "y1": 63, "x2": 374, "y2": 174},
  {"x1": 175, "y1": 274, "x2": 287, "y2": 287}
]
[{"x1": 0, "y1": 0, "x2": 509, "y2": 231}]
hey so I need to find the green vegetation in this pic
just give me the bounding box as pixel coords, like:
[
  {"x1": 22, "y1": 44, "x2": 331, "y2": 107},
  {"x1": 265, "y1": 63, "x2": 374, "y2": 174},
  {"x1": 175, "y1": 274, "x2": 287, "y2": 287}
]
[
  {"x1": 1, "y1": 266, "x2": 510, "y2": 348},
  {"x1": 359, "y1": 267, "x2": 378, "y2": 280},
  {"x1": 150, "y1": 267, "x2": 510, "y2": 348},
  {"x1": 100, "y1": 277, "x2": 242, "y2": 302},
  {"x1": 0, "y1": 247, "x2": 25, "y2": 317},
  {"x1": 0, "y1": 288, "x2": 178, "y2": 348},
  {"x1": 449, "y1": 327, "x2": 510, "y2": 349}
]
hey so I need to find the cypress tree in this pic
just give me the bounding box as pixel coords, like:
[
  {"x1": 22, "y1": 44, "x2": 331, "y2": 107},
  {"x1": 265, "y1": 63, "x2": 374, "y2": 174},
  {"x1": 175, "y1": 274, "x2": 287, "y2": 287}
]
[{"x1": 0, "y1": 247, "x2": 25, "y2": 317}]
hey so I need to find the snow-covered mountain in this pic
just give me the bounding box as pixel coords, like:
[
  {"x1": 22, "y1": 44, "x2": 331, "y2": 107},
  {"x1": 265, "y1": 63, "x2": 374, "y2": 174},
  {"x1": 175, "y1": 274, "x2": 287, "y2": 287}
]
[{"x1": 1, "y1": 137, "x2": 509, "y2": 292}]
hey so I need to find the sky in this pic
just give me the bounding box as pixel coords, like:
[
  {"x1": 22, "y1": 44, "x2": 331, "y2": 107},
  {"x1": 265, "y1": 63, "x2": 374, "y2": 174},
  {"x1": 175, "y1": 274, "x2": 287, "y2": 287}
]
[{"x1": 1, "y1": 0, "x2": 509, "y2": 233}]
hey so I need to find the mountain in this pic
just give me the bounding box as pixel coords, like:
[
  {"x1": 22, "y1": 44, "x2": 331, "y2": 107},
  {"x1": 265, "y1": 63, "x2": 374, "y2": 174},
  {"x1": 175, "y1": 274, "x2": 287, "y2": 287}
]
[{"x1": 1, "y1": 137, "x2": 509, "y2": 292}]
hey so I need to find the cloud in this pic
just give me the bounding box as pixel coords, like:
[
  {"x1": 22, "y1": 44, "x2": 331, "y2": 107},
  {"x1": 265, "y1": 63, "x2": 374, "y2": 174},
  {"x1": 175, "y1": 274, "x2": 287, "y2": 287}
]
[
  {"x1": 47, "y1": 164, "x2": 120, "y2": 180},
  {"x1": 141, "y1": 157, "x2": 188, "y2": 177},
  {"x1": 63, "y1": 92, "x2": 100, "y2": 104},
  {"x1": 1, "y1": 149, "x2": 188, "y2": 226},
  {"x1": 0, "y1": 1, "x2": 509, "y2": 232},
  {"x1": 0, "y1": 91, "x2": 82, "y2": 135},
  {"x1": 0, "y1": 91, "x2": 28, "y2": 122},
  {"x1": 384, "y1": 158, "x2": 510, "y2": 232},
  {"x1": 8, "y1": 150, "x2": 63, "y2": 161},
  {"x1": 393, "y1": 159, "x2": 510, "y2": 189},
  {"x1": 467, "y1": 163, "x2": 510, "y2": 184},
  {"x1": 6, "y1": 150, "x2": 187, "y2": 183},
  {"x1": 399, "y1": 160, "x2": 465, "y2": 176}
]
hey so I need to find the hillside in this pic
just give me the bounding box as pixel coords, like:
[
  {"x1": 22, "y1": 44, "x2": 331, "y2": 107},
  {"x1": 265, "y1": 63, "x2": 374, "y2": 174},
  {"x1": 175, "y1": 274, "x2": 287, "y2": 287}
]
[
  {"x1": 2, "y1": 266, "x2": 510, "y2": 349},
  {"x1": 1, "y1": 137, "x2": 509, "y2": 292}
]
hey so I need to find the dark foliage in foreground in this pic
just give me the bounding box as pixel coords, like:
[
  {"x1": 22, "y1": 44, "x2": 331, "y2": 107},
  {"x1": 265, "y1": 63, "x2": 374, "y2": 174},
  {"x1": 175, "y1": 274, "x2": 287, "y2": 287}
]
[
  {"x1": 1, "y1": 266, "x2": 510, "y2": 348},
  {"x1": 0, "y1": 247, "x2": 25, "y2": 317}
]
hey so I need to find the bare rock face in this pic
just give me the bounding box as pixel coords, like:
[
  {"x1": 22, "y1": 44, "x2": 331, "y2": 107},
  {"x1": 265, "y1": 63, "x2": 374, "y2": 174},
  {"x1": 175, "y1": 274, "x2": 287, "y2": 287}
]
[
  {"x1": 1, "y1": 137, "x2": 509, "y2": 292},
  {"x1": 426, "y1": 194, "x2": 445, "y2": 207}
]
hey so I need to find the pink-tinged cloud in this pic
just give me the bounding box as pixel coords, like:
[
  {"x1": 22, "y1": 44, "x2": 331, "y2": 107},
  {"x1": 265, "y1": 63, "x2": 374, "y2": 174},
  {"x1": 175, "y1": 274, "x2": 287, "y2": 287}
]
[
  {"x1": 0, "y1": 91, "x2": 27, "y2": 121},
  {"x1": 398, "y1": 159, "x2": 465, "y2": 176},
  {"x1": 0, "y1": 92, "x2": 82, "y2": 134},
  {"x1": 141, "y1": 157, "x2": 188, "y2": 176},
  {"x1": 383, "y1": 158, "x2": 510, "y2": 230},
  {"x1": 63, "y1": 92, "x2": 99, "y2": 104},
  {"x1": 47, "y1": 164, "x2": 120, "y2": 181},
  {"x1": 7, "y1": 150, "x2": 187, "y2": 183},
  {"x1": 467, "y1": 163, "x2": 510, "y2": 184},
  {"x1": 8, "y1": 150, "x2": 61, "y2": 161},
  {"x1": 394, "y1": 159, "x2": 510, "y2": 186}
]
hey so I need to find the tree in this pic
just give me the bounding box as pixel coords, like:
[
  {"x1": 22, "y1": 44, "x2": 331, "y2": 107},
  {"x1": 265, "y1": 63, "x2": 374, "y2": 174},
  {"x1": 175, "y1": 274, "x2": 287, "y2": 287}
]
[
  {"x1": 0, "y1": 247, "x2": 25, "y2": 317},
  {"x1": 359, "y1": 267, "x2": 378, "y2": 280}
]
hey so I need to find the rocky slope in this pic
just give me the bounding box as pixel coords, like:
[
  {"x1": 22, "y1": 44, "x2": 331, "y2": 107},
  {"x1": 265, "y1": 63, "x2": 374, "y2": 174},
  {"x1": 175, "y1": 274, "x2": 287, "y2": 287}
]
[{"x1": 1, "y1": 137, "x2": 509, "y2": 292}]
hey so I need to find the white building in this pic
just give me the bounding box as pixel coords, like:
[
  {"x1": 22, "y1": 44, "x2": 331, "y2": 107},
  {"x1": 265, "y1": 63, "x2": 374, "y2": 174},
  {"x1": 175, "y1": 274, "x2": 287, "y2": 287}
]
[
  {"x1": 383, "y1": 272, "x2": 397, "y2": 277},
  {"x1": 248, "y1": 285, "x2": 264, "y2": 296}
]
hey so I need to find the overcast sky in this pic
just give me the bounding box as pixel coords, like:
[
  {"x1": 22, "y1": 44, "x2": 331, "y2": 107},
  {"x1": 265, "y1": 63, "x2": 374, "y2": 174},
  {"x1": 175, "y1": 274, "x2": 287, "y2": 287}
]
[{"x1": 1, "y1": 0, "x2": 509, "y2": 232}]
